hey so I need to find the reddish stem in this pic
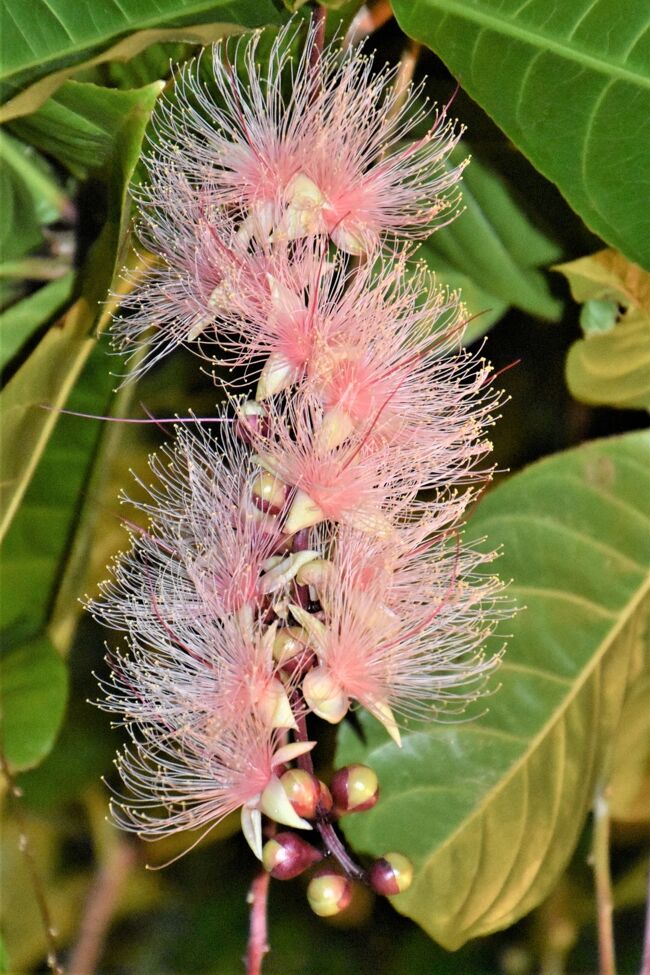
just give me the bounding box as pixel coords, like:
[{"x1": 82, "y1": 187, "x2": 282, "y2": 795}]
[
  {"x1": 291, "y1": 699, "x2": 368, "y2": 882},
  {"x1": 245, "y1": 869, "x2": 271, "y2": 975}
]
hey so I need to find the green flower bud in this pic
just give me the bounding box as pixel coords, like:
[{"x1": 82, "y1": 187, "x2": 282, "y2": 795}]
[
  {"x1": 330, "y1": 764, "x2": 379, "y2": 814},
  {"x1": 307, "y1": 868, "x2": 353, "y2": 917},
  {"x1": 367, "y1": 852, "x2": 413, "y2": 895}
]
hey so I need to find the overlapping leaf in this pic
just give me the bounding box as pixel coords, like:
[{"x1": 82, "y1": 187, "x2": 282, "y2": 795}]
[
  {"x1": 0, "y1": 0, "x2": 281, "y2": 112},
  {"x1": 392, "y1": 0, "x2": 650, "y2": 270},
  {"x1": 338, "y1": 431, "x2": 650, "y2": 948},
  {"x1": 554, "y1": 249, "x2": 650, "y2": 411},
  {"x1": 0, "y1": 81, "x2": 162, "y2": 543}
]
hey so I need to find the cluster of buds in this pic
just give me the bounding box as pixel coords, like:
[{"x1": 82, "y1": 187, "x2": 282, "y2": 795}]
[{"x1": 93, "y1": 18, "x2": 511, "y2": 918}]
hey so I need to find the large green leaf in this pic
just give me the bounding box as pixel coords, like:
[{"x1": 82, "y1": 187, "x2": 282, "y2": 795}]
[
  {"x1": 0, "y1": 637, "x2": 68, "y2": 773},
  {"x1": 0, "y1": 0, "x2": 281, "y2": 108},
  {"x1": 392, "y1": 0, "x2": 650, "y2": 270},
  {"x1": 0, "y1": 81, "x2": 161, "y2": 544},
  {"x1": 337, "y1": 431, "x2": 650, "y2": 948},
  {"x1": 554, "y1": 249, "x2": 650, "y2": 411},
  {"x1": 0, "y1": 273, "x2": 75, "y2": 372}
]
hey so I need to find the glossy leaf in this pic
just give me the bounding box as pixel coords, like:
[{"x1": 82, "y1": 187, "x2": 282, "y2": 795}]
[
  {"x1": 555, "y1": 249, "x2": 650, "y2": 410},
  {"x1": 0, "y1": 0, "x2": 281, "y2": 112},
  {"x1": 338, "y1": 431, "x2": 650, "y2": 948},
  {"x1": 0, "y1": 81, "x2": 161, "y2": 544},
  {"x1": 0, "y1": 273, "x2": 75, "y2": 372},
  {"x1": 0, "y1": 637, "x2": 68, "y2": 772},
  {"x1": 392, "y1": 0, "x2": 650, "y2": 270},
  {"x1": 422, "y1": 145, "x2": 562, "y2": 341}
]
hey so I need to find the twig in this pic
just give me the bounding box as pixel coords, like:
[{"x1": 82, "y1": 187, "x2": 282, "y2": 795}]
[
  {"x1": 391, "y1": 39, "x2": 422, "y2": 117},
  {"x1": 245, "y1": 869, "x2": 271, "y2": 975},
  {"x1": 67, "y1": 838, "x2": 136, "y2": 975},
  {"x1": 343, "y1": 0, "x2": 393, "y2": 48},
  {"x1": 0, "y1": 749, "x2": 64, "y2": 975},
  {"x1": 642, "y1": 860, "x2": 650, "y2": 975},
  {"x1": 591, "y1": 787, "x2": 617, "y2": 975}
]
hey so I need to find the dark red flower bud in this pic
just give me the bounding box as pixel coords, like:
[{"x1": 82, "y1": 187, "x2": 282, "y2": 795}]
[
  {"x1": 330, "y1": 764, "x2": 379, "y2": 814},
  {"x1": 262, "y1": 832, "x2": 323, "y2": 880},
  {"x1": 367, "y1": 852, "x2": 413, "y2": 895},
  {"x1": 307, "y1": 867, "x2": 353, "y2": 917}
]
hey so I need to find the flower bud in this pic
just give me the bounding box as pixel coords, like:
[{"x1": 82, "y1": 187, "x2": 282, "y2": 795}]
[
  {"x1": 235, "y1": 401, "x2": 266, "y2": 442},
  {"x1": 307, "y1": 868, "x2": 353, "y2": 917},
  {"x1": 262, "y1": 832, "x2": 323, "y2": 880},
  {"x1": 302, "y1": 666, "x2": 349, "y2": 723},
  {"x1": 317, "y1": 780, "x2": 333, "y2": 816},
  {"x1": 295, "y1": 557, "x2": 332, "y2": 588},
  {"x1": 367, "y1": 852, "x2": 413, "y2": 896},
  {"x1": 272, "y1": 626, "x2": 307, "y2": 665},
  {"x1": 251, "y1": 471, "x2": 288, "y2": 515},
  {"x1": 330, "y1": 764, "x2": 379, "y2": 814},
  {"x1": 279, "y1": 769, "x2": 321, "y2": 820}
]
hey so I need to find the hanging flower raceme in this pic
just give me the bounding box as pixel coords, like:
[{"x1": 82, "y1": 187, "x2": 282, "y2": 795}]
[{"x1": 95, "y1": 17, "x2": 513, "y2": 919}]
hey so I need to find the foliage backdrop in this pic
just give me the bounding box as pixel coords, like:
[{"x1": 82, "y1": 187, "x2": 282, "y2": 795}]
[{"x1": 1, "y1": 1, "x2": 648, "y2": 972}]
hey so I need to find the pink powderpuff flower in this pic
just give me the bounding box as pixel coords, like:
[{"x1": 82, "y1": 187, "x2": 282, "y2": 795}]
[
  {"x1": 110, "y1": 178, "x2": 272, "y2": 381},
  {"x1": 250, "y1": 394, "x2": 429, "y2": 537},
  {"x1": 109, "y1": 710, "x2": 316, "y2": 860},
  {"x1": 96, "y1": 603, "x2": 301, "y2": 740},
  {"x1": 144, "y1": 19, "x2": 465, "y2": 256},
  {"x1": 298, "y1": 258, "x2": 500, "y2": 476},
  {"x1": 292, "y1": 523, "x2": 508, "y2": 742},
  {"x1": 92, "y1": 420, "x2": 289, "y2": 637}
]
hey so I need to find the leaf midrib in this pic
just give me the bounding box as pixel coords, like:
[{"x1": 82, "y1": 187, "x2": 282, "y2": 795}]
[
  {"x1": 402, "y1": 0, "x2": 650, "y2": 90},
  {"x1": 401, "y1": 570, "x2": 650, "y2": 869}
]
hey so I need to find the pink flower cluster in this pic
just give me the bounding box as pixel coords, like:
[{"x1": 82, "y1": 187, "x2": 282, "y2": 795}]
[{"x1": 94, "y1": 21, "x2": 509, "y2": 861}]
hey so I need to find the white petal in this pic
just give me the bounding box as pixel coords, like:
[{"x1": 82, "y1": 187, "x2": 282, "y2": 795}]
[
  {"x1": 284, "y1": 489, "x2": 325, "y2": 534},
  {"x1": 260, "y1": 550, "x2": 320, "y2": 594},
  {"x1": 272, "y1": 740, "x2": 316, "y2": 767},
  {"x1": 260, "y1": 777, "x2": 313, "y2": 830},
  {"x1": 241, "y1": 804, "x2": 263, "y2": 860}
]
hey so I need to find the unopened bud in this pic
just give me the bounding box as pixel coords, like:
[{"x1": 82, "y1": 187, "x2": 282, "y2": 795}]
[
  {"x1": 272, "y1": 626, "x2": 307, "y2": 664},
  {"x1": 235, "y1": 401, "x2": 266, "y2": 442},
  {"x1": 302, "y1": 666, "x2": 348, "y2": 723},
  {"x1": 262, "y1": 832, "x2": 323, "y2": 880},
  {"x1": 252, "y1": 471, "x2": 288, "y2": 515},
  {"x1": 367, "y1": 852, "x2": 413, "y2": 895},
  {"x1": 307, "y1": 868, "x2": 353, "y2": 917},
  {"x1": 296, "y1": 557, "x2": 332, "y2": 588},
  {"x1": 280, "y1": 769, "x2": 321, "y2": 820},
  {"x1": 330, "y1": 764, "x2": 379, "y2": 814},
  {"x1": 317, "y1": 780, "x2": 333, "y2": 816}
]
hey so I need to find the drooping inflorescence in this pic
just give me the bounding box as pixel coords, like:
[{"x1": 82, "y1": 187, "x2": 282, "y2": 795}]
[{"x1": 93, "y1": 18, "x2": 512, "y2": 914}]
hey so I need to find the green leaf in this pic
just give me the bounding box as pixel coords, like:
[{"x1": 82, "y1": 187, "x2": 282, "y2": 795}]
[
  {"x1": 555, "y1": 249, "x2": 650, "y2": 410},
  {"x1": 0, "y1": 273, "x2": 75, "y2": 372},
  {"x1": 0, "y1": 129, "x2": 73, "y2": 224},
  {"x1": 392, "y1": 0, "x2": 650, "y2": 270},
  {"x1": 337, "y1": 431, "x2": 650, "y2": 948},
  {"x1": 0, "y1": 142, "x2": 44, "y2": 265},
  {"x1": 422, "y1": 146, "x2": 563, "y2": 338},
  {"x1": 0, "y1": 81, "x2": 161, "y2": 544},
  {"x1": 0, "y1": 344, "x2": 117, "y2": 637},
  {"x1": 0, "y1": 637, "x2": 68, "y2": 772},
  {"x1": 0, "y1": 0, "x2": 281, "y2": 112}
]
